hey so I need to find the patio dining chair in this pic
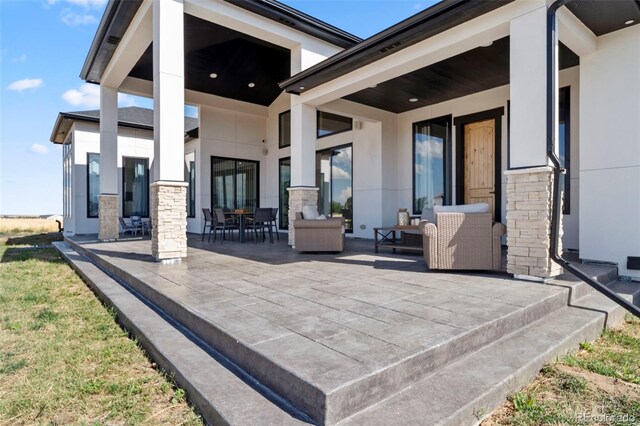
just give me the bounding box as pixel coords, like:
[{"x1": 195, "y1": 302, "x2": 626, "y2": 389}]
[
  {"x1": 131, "y1": 216, "x2": 150, "y2": 235},
  {"x1": 202, "y1": 208, "x2": 214, "y2": 241},
  {"x1": 212, "y1": 208, "x2": 237, "y2": 243},
  {"x1": 270, "y1": 208, "x2": 280, "y2": 242},
  {"x1": 119, "y1": 217, "x2": 140, "y2": 236},
  {"x1": 246, "y1": 208, "x2": 274, "y2": 243}
]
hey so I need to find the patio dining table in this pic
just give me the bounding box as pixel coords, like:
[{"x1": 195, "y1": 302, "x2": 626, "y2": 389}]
[{"x1": 225, "y1": 211, "x2": 254, "y2": 243}]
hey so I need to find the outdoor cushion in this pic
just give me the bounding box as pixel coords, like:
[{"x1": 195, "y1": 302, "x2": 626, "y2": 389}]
[
  {"x1": 302, "y1": 205, "x2": 320, "y2": 220},
  {"x1": 433, "y1": 203, "x2": 489, "y2": 214}
]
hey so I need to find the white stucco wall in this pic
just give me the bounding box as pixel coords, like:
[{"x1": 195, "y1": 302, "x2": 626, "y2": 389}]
[
  {"x1": 69, "y1": 121, "x2": 154, "y2": 235},
  {"x1": 579, "y1": 25, "x2": 640, "y2": 278}
]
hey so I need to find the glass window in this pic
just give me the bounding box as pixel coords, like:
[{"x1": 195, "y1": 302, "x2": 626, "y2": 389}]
[
  {"x1": 87, "y1": 153, "x2": 100, "y2": 218},
  {"x1": 317, "y1": 111, "x2": 352, "y2": 138},
  {"x1": 559, "y1": 86, "x2": 570, "y2": 215},
  {"x1": 279, "y1": 158, "x2": 290, "y2": 229},
  {"x1": 279, "y1": 110, "x2": 291, "y2": 148},
  {"x1": 122, "y1": 157, "x2": 149, "y2": 217},
  {"x1": 316, "y1": 145, "x2": 353, "y2": 233},
  {"x1": 211, "y1": 157, "x2": 259, "y2": 211},
  {"x1": 185, "y1": 152, "x2": 196, "y2": 218},
  {"x1": 413, "y1": 116, "x2": 451, "y2": 214}
]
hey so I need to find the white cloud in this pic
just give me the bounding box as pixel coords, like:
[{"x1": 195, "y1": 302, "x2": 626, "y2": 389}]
[
  {"x1": 62, "y1": 83, "x2": 137, "y2": 108},
  {"x1": 7, "y1": 78, "x2": 44, "y2": 92},
  {"x1": 62, "y1": 83, "x2": 100, "y2": 107},
  {"x1": 11, "y1": 54, "x2": 27, "y2": 63},
  {"x1": 415, "y1": 136, "x2": 444, "y2": 159},
  {"x1": 335, "y1": 186, "x2": 352, "y2": 204},
  {"x1": 47, "y1": 0, "x2": 107, "y2": 9},
  {"x1": 30, "y1": 143, "x2": 49, "y2": 155},
  {"x1": 61, "y1": 9, "x2": 98, "y2": 26},
  {"x1": 331, "y1": 165, "x2": 351, "y2": 180}
]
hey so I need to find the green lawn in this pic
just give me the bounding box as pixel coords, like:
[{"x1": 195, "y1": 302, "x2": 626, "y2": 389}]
[
  {"x1": 0, "y1": 233, "x2": 202, "y2": 425},
  {"x1": 484, "y1": 314, "x2": 640, "y2": 425}
]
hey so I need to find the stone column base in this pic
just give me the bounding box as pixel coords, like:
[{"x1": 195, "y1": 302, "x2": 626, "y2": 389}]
[
  {"x1": 151, "y1": 181, "x2": 188, "y2": 262},
  {"x1": 287, "y1": 186, "x2": 319, "y2": 246},
  {"x1": 98, "y1": 194, "x2": 119, "y2": 241},
  {"x1": 505, "y1": 166, "x2": 563, "y2": 280}
]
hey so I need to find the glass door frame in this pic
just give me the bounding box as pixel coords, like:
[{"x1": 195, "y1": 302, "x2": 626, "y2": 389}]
[
  {"x1": 316, "y1": 143, "x2": 353, "y2": 233},
  {"x1": 210, "y1": 156, "x2": 260, "y2": 211}
]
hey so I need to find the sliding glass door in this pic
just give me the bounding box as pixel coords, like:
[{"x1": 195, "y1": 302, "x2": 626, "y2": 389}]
[
  {"x1": 122, "y1": 157, "x2": 149, "y2": 217},
  {"x1": 413, "y1": 116, "x2": 451, "y2": 214},
  {"x1": 211, "y1": 157, "x2": 259, "y2": 211},
  {"x1": 316, "y1": 145, "x2": 353, "y2": 233}
]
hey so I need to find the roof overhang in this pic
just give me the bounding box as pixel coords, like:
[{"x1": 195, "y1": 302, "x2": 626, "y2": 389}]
[
  {"x1": 280, "y1": 0, "x2": 640, "y2": 96},
  {"x1": 279, "y1": 0, "x2": 514, "y2": 95},
  {"x1": 50, "y1": 112, "x2": 154, "y2": 144},
  {"x1": 80, "y1": 0, "x2": 361, "y2": 85}
]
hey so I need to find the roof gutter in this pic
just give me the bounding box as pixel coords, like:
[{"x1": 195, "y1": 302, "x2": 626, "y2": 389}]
[{"x1": 547, "y1": 0, "x2": 640, "y2": 318}]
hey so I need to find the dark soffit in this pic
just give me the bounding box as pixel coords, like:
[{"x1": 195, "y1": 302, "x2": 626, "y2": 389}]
[
  {"x1": 128, "y1": 14, "x2": 291, "y2": 106},
  {"x1": 343, "y1": 37, "x2": 580, "y2": 114},
  {"x1": 565, "y1": 0, "x2": 640, "y2": 37}
]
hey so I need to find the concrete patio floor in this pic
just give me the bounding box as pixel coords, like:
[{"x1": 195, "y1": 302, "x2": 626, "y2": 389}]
[{"x1": 64, "y1": 232, "x2": 606, "y2": 424}]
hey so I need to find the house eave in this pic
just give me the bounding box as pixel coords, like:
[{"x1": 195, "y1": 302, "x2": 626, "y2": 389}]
[{"x1": 279, "y1": 0, "x2": 514, "y2": 95}]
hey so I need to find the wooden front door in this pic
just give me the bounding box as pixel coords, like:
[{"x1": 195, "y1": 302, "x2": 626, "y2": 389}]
[{"x1": 464, "y1": 119, "x2": 495, "y2": 216}]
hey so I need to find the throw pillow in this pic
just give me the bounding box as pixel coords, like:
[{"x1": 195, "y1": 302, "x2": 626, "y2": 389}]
[{"x1": 302, "y1": 205, "x2": 320, "y2": 220}]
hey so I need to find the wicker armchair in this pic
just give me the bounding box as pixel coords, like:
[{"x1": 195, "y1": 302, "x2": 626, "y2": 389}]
[
  {"x1": 421, "y1": 212, "x2": 506, "y2": 271},
  {"x1": 293, "y1": 212, "x2": 345, "y2": 252}
]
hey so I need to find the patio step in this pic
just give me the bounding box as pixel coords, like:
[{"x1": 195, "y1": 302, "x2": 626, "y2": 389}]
[
  {"x1": 340, "y1": 287, "x2": 634, "y2": 426},
  {"x1": 53, "y1": 241, "x2": 312, "y2": 426},
  {"x1": 64, "y1": 238, "x2": 588, "y2": 425}
]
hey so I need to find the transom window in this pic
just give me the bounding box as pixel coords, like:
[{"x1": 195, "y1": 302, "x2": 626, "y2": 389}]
[
  {"x1": 279, "y1": 110, "x2": 291, "y2": 148},
  {"x1": 317, "y1": 111, "x2": 352, "y2": 138}
]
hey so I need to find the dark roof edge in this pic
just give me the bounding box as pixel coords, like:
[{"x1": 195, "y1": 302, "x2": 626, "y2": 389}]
[
  {"x1": 50, "y1": 112, "x2": 155, "y2": 144},
  {"x1": 279, "y1": 0, "x2": 483, "y2": 92},
  {"x1": 80, "y1": 0, "x2": 124, "y2": 81},
  {"x1": 224, "y1": 0, "x2": 362, "y2": 48}
]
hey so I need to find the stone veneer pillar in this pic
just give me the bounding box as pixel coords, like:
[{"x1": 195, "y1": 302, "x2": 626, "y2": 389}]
[
  {"x1": 287, "y1": 186, "x2": 319, "y2": 246},
  {"x1": 151, "y1": 181, "x2": 188, "y2": 262},
  {"x1": 505, "y1": 166, "x2": 563, "y2": 280},
  {"x1": 98, "y1": 194, "x2": 119, "y2": 241}
]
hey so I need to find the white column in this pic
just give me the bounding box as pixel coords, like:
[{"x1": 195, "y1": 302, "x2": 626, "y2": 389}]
[
  {"x1": 151, "y1": 0, "x2": 187, "y2": 262},
  {"x1": 98, "y1": 85, "x2": 119, "y2": 241},
  {"x1": 287, "y1": 102, "x2": 318, "y2": 246},
  {"x1": 506, "y1": 4, "x2": 562, "y2": 280},
  {"x1": 509, "y1": 3, "x2": 550, "y2": 168},
  {"x1": 153, "y1": 0, "x2": 185, "y2": 182},
  {"x1": 289, "y1": 102, "x2": 316, "y2": 187}
]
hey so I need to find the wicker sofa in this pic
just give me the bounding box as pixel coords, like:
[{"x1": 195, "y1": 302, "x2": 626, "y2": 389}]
[
  {"x1": 293, "y1": 212, "x2": 345, "y2": 252},
  {"x1": 421, "y1": 206, "x2": 506, "y2": 271}
]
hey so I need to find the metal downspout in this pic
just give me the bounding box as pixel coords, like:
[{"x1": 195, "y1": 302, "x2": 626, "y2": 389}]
[{"x1": 546, "y1": 0, "x2": 640, "y2": 317}]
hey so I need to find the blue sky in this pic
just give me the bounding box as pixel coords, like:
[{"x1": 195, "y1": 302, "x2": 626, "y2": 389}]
[{"x1": 0, "y1": 0, "x2": 437, "y2": 215}]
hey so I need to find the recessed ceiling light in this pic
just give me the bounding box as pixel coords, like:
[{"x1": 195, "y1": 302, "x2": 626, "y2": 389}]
[
  {"x1": 299, "y1": 86, "x2": 305, "y2": 90},
  {"x1": 209, "y1": 73, "x2": 218, "y2": 79},
  {"x1": 409, "y1": 98, "x2": 418, "y2": 103},
  {"x1": 248, "y1": 82, "x2": 255, "y2": 88},
  {"x1": 625, "y1": 19, "x2": 635, "y2": 25},
  {"x1": 369, "y1": 84, "x2": 378, "y2": 89},
  {"x1": 481, "y1": 41, "x2": 493, "y2": 48}
]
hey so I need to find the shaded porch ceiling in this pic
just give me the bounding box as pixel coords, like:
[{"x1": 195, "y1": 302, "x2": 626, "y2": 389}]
[
  {"x1": 343, "y1": 37, "x2": 580, "y2": 114},
  {"x1": 129, "y1": 13, "x2": 290, "y2": 106}
]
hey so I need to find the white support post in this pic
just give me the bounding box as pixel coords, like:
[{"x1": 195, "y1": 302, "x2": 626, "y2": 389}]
[
  {"x1": 287, "y1": 102, "x2": 318, "y2": 246},
  {"x1": 506, "y1": 4, "x2": 563, "y2": 280},
  {"x1": 98, "y1": 85, "x2": 119, "y2": 241},
  {"x1": 151, "y1": 0, "x2": 187, "y2": 262}
]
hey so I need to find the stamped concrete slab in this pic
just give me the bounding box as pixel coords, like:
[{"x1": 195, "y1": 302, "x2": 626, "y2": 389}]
[{"x1": 64, "y1": 234, "x2": 619, "y2": 425}]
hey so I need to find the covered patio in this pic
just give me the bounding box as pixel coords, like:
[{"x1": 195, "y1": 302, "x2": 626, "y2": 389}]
[{"x1": 61, "y1": 233, "x2": 627, "y2": 425}]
